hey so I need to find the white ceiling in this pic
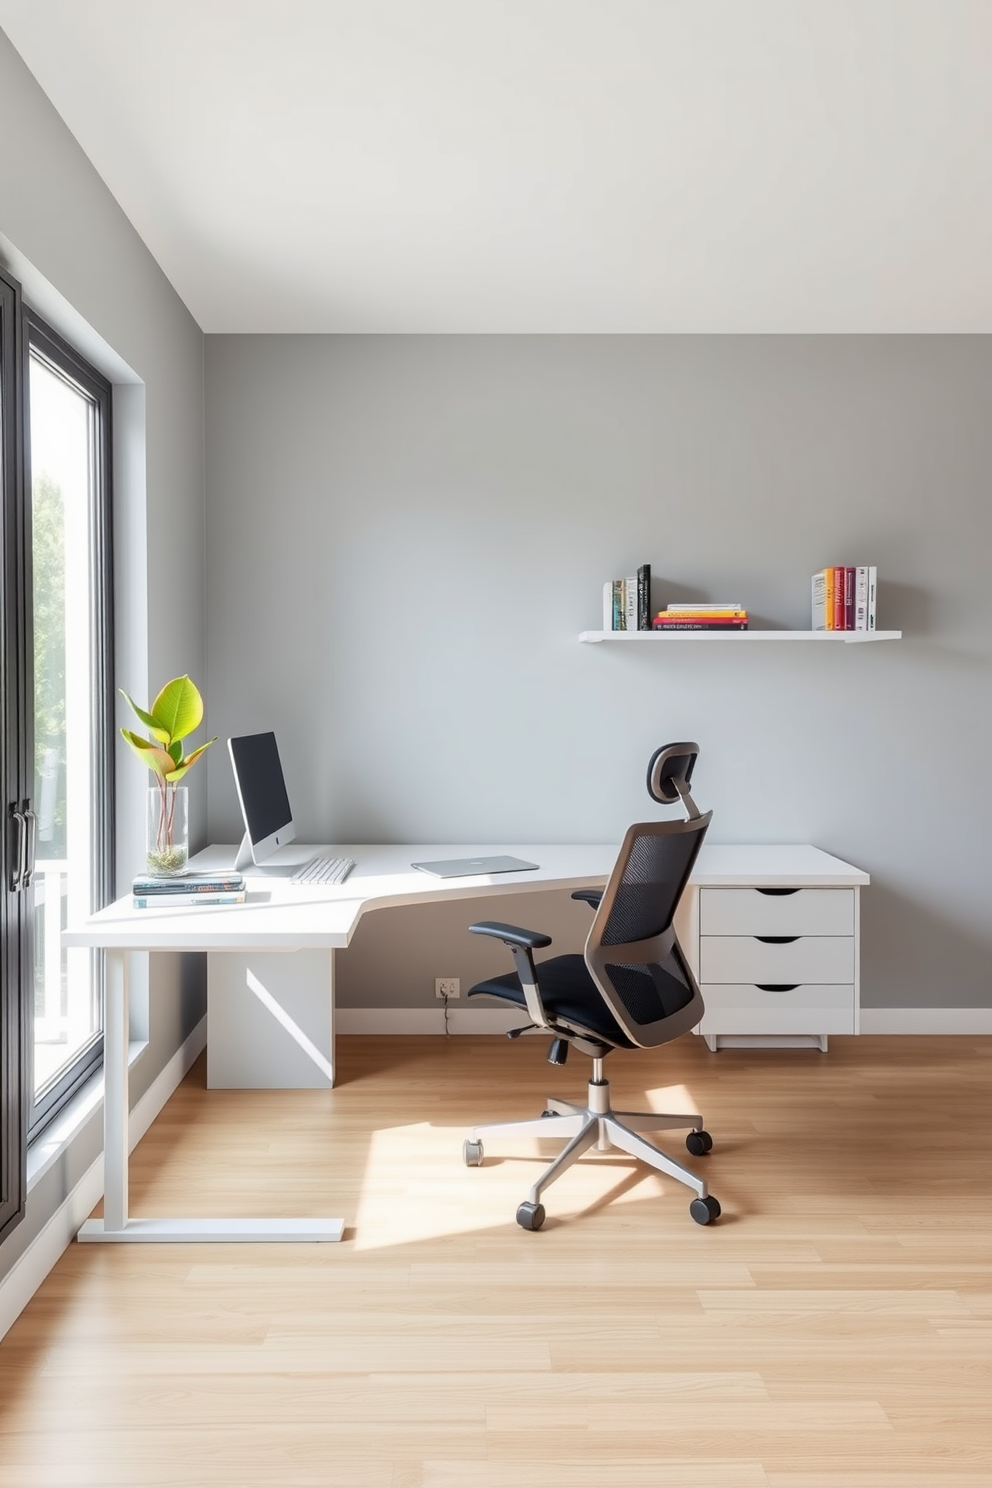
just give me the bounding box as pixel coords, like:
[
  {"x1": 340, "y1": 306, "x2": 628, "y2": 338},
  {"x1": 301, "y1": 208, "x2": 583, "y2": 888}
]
[{"x1": 2, "y1": 0, "x2": 991, "y2": 333}]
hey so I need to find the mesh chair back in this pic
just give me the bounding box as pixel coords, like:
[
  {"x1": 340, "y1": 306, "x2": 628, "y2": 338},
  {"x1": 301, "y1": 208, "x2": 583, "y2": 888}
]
[{"x1": 584, "y1": 814, "x2": 711, "y2": 1048}]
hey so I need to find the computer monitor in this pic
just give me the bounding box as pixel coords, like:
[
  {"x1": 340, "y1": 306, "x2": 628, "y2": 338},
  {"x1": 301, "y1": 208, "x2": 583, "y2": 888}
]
[{"x1": 229, "y1": 731, "x2": 298, "y2": 873}]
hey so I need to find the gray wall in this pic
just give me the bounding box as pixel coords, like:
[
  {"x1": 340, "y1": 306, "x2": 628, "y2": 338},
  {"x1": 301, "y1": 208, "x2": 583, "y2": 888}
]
[
  {"x1": 0, "y1": 29, "x2": 206, "y2": 1283},
  {"x1": 205, "y1": 334, "x2": 991, "y2": 1012}
]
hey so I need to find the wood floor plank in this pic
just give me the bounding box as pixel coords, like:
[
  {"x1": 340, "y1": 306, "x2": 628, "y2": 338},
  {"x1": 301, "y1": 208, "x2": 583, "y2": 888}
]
[{"x1": 0, "y1": 1032, "x2": 988, "y2": 1485}]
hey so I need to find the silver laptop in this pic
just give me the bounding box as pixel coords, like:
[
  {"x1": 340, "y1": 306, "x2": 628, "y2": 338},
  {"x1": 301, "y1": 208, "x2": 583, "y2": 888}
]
[{"x1": 410, "y1": 855, "x2": 539, "y2": 879}]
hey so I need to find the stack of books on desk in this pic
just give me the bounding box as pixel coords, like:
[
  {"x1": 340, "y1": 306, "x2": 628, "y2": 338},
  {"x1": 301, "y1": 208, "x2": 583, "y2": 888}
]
[
  {"x1": 132, "y1": 872, "x2": 246, "y2": 908},
  {"x1": 652, "y1": 604, "x2": 749, "y2": 631},
  {"x1": 811, "y1": 567, "x2": 876, "y2": 631}
]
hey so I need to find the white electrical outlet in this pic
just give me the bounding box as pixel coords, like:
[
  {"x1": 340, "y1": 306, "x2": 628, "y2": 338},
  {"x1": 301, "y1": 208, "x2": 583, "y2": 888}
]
[{"x1": 435, "y1": 977, "x2": 461, "y2": 999}]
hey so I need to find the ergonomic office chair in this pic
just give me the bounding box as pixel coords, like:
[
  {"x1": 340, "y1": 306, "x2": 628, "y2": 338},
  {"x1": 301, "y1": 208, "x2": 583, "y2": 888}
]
[{"x1": 463, "y1": 742, "x2": 719, "y2": 1230}]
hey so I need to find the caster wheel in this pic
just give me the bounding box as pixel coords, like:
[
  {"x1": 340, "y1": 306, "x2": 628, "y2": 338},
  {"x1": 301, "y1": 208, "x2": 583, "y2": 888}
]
[
  {"x1": 516, "y1": 1201, "x2": 546, "y2": 1231},
  {"x1": 689, "y1": 1195, "x2": 721, "y2": 1225},
  {"x1": 463, "y1": 1139, "x2": 484, "y2": 1167},
  {"x1": 685, "y1": 1129, "x2": 713, "y2": 1156}
]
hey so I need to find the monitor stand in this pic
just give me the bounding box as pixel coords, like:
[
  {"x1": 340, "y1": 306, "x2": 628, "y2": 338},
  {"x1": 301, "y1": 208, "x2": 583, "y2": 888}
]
[{"x1": 233, "y1": 833, "x2": 313, "y2": 876}]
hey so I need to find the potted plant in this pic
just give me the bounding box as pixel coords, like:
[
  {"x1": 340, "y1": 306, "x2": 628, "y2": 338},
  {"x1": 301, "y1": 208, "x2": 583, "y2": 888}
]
[{"x1": 120, "y1": 675, "x2": 216, "y2": 875}]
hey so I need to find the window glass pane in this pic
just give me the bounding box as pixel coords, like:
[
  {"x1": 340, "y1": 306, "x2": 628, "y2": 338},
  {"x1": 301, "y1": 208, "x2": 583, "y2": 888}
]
[{"x1": 30, "y1": 354, "x2": 101, "y2": 1096}]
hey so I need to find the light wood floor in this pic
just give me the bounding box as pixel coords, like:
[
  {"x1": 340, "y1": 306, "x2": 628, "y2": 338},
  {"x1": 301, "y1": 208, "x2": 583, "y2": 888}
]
[{"x1": 1, "y1": 1033, "x2": 989, "y2": 1487}]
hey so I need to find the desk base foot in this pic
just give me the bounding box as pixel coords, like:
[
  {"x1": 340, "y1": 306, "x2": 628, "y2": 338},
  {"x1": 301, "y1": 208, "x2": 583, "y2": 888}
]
[
  {"x1": 702, "y1": 1033, "x2": 829, "y2": 1053},
  {"x1": 77, "y1": 1216, "x2": 345, "y2": 1243}
]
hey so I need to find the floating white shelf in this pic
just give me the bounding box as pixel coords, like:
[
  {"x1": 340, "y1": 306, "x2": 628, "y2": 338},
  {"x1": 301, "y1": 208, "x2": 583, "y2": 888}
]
[{"x1": 579, "y1": 629, "x2": 902, "y2": 644}]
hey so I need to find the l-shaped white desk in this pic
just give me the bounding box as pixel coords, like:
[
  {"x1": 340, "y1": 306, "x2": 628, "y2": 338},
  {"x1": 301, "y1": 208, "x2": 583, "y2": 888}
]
[{"x1": 63, "y1": 840, "x2": 868, "y2": 1245}]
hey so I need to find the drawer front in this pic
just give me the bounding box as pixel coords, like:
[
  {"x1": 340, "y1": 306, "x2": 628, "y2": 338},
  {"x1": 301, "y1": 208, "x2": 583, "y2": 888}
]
[
  {"x1": 699, "y1": 935, "x2": 855, "y2": 985},
  {"x1": 699, "y1": 983, "x2": 855, "y2": 1035},
  {"x1": 699, "y1": 887, "x2": 854, "y2": 937}
]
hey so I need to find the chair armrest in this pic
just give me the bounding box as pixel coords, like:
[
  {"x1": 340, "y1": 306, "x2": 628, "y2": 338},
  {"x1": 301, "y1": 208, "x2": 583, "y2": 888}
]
[
  {"x1": 468, "y1": 922, "x2": 552, "y2": 1029},
  {"x1": 469, "y1": 921, "x2": 552, "y2": 950},
  {"x1": 571, "y1": 888, "x2": 603, "y2": 910}
]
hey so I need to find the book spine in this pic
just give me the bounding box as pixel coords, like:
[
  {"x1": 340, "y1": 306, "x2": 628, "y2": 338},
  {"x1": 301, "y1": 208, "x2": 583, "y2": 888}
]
[
  {"x1": 865, "y1": 565, "x2": 877, "y2": 630},
  {"x1": 665, "y1": 603, "x2": 743, "y2": 613},
  {"x1": 823, "y1": 567, "x2": 835, "y2": 630},
  {"x1": 663, "y1": 608, "x2": 747, "y2": 619},
  {"x1": 602, "y1": 581, "x2": 613, "y2": 631},
  {"x1": 612, "y1": 579, "x2": 625, "y2": 630},
  {"x1": 624, "y1": 575, "x2": 638, "y2": 632},
  {"x1": 832, "y1": 566, "x2": 845, "y2": 631},
  {"x1": 652, "y1": 620, "x2": 748, "y2": 630},
  {"x1": 843, "y1": 566, "x2": 855, "y2": 630},
  {"x1": 811, "y1": 570, "x2": 827, "y2": 630},
  {"x1": 636, "y1": 564, "x2": 651, "y2": 630},
  {"x1": 854, "y1": 566, "x2": 869, "y2": 630},
  {"x1": 133, "y1": 891, "x2": 247, "y2": 907}
]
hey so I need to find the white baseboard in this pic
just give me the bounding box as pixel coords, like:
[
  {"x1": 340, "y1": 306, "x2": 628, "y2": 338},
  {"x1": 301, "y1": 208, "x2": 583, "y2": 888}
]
[
  {"x1": 338, "y1": 1006, "x2": 992, "y2": 1036},
  {"x1": 859, "y1": 1008, "x2": 992, "y2": 1034},
  {"x1": 336, "y1": 1006, "x2": 522, "y2": 1035},
  {"x1": 0, "y1": 1016, "x2": 207, "y2": 1344}
]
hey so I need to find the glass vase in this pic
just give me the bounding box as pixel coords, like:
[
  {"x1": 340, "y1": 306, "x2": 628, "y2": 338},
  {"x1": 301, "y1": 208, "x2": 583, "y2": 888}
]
[{"x1": 146, "y1": 783, "x2": 189, "y2": 876}]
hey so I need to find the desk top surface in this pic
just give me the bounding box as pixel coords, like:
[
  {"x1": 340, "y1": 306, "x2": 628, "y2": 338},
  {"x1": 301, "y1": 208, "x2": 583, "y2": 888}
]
[{"x1": 64, "y1": 841, "x2": 868, "y2": 952}]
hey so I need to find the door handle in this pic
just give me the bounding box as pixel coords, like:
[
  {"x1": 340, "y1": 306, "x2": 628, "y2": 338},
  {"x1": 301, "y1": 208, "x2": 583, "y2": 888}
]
[
  {"x1": 22, "y1": 806, "x2": 37, "y2": 889},
  {"x1": 8, "y1": 807, "x2": 26, "y2": 891},
  {"x1": 755, "y1": 935, "x2": 799, "y2": 944}
]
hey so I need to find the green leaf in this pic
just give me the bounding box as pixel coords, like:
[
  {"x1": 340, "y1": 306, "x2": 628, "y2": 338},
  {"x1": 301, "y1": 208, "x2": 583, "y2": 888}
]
[
  {"x1": 167, "y1": 738, "x2": 216, "y2": 782},
  {"x1": 119, "y1": 689, "x2": 170, "y2": 745},
  {"x1": 151, "y1": 676, "x2": 203, "y2": 744},
  {"x1": 168, "y1": 740, "x2": 184, "y2": 766},
  {"x1": 120, "y1": 729, "x2": 175, "y2": 780}
]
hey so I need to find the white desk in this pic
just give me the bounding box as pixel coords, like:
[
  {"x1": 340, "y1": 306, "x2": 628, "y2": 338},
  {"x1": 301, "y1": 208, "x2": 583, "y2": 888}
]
[
  {"x1": 63, "y1": 840, "x2": 867, "y2": 1244},
  {"x1": 63, "y1": 843, "x2": 617, "y2": 1245}
]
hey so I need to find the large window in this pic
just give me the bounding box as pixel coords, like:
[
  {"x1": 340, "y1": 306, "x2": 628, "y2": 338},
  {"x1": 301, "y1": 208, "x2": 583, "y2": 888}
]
[
  {"x1": 26, "y1": 318, "x2": 114, "y2": 1135},
  {"x1": 0, "y1": 268, "x2": 114, "y2": 1242}
]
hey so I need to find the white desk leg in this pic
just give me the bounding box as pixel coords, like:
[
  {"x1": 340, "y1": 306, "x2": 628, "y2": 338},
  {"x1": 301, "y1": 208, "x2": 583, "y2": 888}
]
[
  {"x1": 328, "y1": 948, "x2": 336, "y2": 1088},
  {"x1": 101, "y1": 947, "x2": 129, "y2": 1232},
  {"x1": 78, "y1": 947, "x2": 344, "y2": 1244}
]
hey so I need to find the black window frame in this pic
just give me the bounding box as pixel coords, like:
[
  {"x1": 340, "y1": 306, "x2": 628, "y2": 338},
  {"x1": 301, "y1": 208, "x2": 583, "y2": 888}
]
[
  {"x1": 1, "y1": 264, "x2": 30, "y2": 1244},
  {"x1": 0, "y1": 272, "x2": 115, "y2": 1243}
]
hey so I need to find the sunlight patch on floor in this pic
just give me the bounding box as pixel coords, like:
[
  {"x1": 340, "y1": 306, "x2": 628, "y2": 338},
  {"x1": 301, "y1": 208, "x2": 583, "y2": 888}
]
[{"x1": 352, "y1": 1120, "x2": 674, "y2": 1250}]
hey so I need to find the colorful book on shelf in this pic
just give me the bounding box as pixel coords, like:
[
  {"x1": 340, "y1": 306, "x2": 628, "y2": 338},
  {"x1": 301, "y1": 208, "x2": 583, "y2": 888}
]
[
  {"x1": 658, "y1": 604, "x2": 747, "y2": 627},
  {"x1": 663, "y1": 603, "x2": 743, "y2": 614},
  {"x1": 636, "y1": 564, "x2": 651, "y2": 630},
  {"x1": 611, "y1": 578, "x2": 626, "y2": 630},
  {"x1": 653, "y1": 616, "x2": 748, "y2": 631},
  {"x1": 854, "y1": 565, "x2": 877, "y2": 630},
  {"x1": 812, "y1": 566, "x2": 877, "y2": 631},
  {"x1": 624, "y1": 574, "x2": 638, "y2": 632},
  {"x1": 843, "y1": 566, "x2": 855, "y2": 630},
  {"x1": 602, "y1": 566, "x2": 652, "y2": 630},
  {"x1": 133, "y1": 889, "x2": 247, "y2": 908},
  {"x1": 833, "y1": 566, "x2": 846, "y2": 630}
]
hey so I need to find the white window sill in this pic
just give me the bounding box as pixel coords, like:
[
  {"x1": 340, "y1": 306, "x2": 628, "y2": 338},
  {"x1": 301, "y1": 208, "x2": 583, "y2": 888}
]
[{"x1": 26, "y1": 1041, "x2": 149, "y2": 1191}]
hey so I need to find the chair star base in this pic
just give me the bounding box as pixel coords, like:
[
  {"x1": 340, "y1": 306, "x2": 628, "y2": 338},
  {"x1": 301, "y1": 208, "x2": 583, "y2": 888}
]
[{"x1": 465, "y1": 1069, "x2": 717, "y2": 1228}]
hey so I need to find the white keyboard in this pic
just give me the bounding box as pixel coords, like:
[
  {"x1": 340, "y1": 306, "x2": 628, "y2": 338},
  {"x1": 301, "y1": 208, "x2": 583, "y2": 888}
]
[{"x1": 289, "y1": 855, "x2": 356, "y2": 886}]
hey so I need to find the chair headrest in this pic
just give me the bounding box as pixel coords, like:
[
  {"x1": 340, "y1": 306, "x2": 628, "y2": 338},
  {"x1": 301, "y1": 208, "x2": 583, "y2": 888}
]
[{"x1": 646, "y1": 742, "x2": 701, "y2": 819}]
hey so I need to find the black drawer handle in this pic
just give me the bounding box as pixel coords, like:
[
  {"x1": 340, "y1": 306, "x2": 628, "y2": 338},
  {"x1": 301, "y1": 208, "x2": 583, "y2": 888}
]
[
  {"x1": 756, "y1": 983, "x2": 799, "y2": 993},
  {"x1": 755, "y1": 935, "x2": 799, "y2": 944},
  {"x1": 756, "y1": 887, "x2": 799, "y2": 896}
]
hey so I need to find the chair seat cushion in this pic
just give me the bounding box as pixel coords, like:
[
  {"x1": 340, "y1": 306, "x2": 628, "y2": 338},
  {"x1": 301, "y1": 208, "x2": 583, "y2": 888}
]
[{"x1": 468, "y1": 954, "x2": 638, "y2": 1049}]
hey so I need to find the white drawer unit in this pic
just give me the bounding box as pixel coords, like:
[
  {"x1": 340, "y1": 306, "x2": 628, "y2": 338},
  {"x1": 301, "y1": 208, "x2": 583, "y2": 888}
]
[
  {"x1": 698, "y1": 984, "x2": 856, "y2": 1037},
  {"x1": 699, "y1": 887, "x2": 855, "y2": 937},
  {"x1": 699, "y1": 934, "x2": 855, "y2": 986},
  {"x1": 685, "y1": 874, "x2": 863, "y2": 1053}
]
